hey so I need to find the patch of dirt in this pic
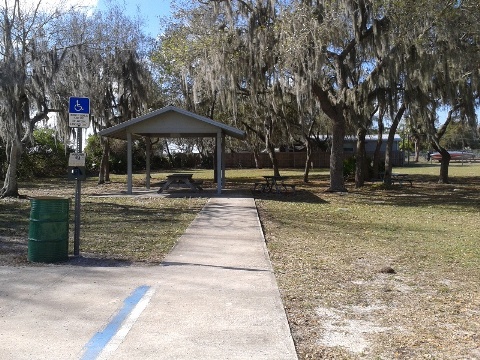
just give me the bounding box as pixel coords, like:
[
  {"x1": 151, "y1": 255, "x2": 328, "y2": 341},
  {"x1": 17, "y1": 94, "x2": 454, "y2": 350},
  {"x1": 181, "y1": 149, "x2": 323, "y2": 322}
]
[{"x1": 316, "y1": 305, "x2": 391, "y2": 355}]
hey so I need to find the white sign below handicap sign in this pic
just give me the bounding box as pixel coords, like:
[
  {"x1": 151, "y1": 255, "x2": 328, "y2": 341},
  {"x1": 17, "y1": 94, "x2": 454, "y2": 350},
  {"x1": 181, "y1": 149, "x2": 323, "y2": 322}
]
[{"x1": 68, "y1": 153, "x2": 86, "y2": 167}]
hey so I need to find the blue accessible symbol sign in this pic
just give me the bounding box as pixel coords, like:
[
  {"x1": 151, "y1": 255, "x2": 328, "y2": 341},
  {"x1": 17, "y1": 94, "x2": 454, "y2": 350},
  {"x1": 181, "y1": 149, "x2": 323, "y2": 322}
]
[
  {"x1": 69, "y1": 97, "x2": 90, "y2": 128},
  {"x1": 69, "y1": 97, "x2": 90, "y2": 113}
]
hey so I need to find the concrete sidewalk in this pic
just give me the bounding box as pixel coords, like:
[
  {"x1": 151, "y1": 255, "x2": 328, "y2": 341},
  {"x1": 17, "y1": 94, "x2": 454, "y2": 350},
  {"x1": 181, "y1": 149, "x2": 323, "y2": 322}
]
[{"x1": 0, "y1": 197, "x2": 297, "y2": 359}]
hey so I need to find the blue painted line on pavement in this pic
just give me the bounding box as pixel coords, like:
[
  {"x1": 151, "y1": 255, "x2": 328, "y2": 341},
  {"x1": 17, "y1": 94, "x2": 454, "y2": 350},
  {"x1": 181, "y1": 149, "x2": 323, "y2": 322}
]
[{"x1": 81, "y1": 285, "x2": 150, "y2": 360}]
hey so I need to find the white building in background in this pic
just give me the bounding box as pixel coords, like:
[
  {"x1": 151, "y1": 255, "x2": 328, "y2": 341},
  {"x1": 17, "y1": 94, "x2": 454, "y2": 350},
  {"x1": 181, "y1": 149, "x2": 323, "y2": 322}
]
[{"x1": 342, "y1": 134, "x2": 402, "y2": 154}]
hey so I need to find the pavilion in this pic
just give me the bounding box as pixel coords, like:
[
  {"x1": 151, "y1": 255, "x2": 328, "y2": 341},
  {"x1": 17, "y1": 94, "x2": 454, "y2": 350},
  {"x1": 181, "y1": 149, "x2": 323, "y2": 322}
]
[{"x1": 98, "y1": 105, "x2": 246, "y2": 194}]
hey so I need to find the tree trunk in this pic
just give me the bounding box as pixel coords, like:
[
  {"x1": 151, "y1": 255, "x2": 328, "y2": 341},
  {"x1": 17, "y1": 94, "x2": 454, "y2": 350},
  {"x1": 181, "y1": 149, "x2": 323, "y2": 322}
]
[
  {"x1": 303, "y1": 118, "x2": 316, "y2": 183},
  {"x1": 105, "y1": 156, "x2": 110, "y2": 182},
  {"x1": 372, "y1": 121, "x2": 384, "y2": 179},
  {"x1": 311, "y1": 82, "x2": 346, "y2": 192},
  {"x1": 98, "y1": 139, "x2": 110, "y2": 184},
  {"x1": 266, "y1": 142, "x2": 280, "y2": 177},
  {"x1": 253, "y1": 148, "x2": 261, "y2": 169},
  {"x1": 437, "y1": 149, "x2": 451, "y2": 183},
  {"x1": 264, "y1": 117, "x2": 280, "y2": 176},
  {"x1": 431, "y1": 106, "x2": 458, "y2": 184},
  {"x1": 0, "y1": 140, "x2": 21, "y2": 198},
  {"x1": 384, "y1": 104, "x2": 406, "y2": 186},
  {"x1": 164, "y1": 140, "x2": 174, "y2": 167},
  {"x1": 328, "y1": 118, "x2": 347, "y2": 192},
  {"x1": 303, "y1": 138, "x2": 313, "y2": 183},
  {"x1": 355, "y1": 127, "x2": 367, "y2": 187},
  {"x1": 413, "y1": 136, "x2": 420, "y2": 162},
  {"x1": 384, "y1": 133, "x2": 394, "y2": 186}
]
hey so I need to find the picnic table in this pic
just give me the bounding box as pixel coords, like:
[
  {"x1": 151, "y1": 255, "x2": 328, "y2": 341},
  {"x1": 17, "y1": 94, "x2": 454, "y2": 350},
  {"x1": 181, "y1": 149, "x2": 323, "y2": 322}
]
[
  {"x1": 391, "y1": 173, "x2": 413, "y2": 186},
  {"x1": 253, "y1": 175, "x2": 296, "y2": 194},
  {"x1": 157, "y1": 173, "x2": 203, "y2": 193},
  {"x1": 371, "y1": 172, "x2": 413, "y2": 187}
]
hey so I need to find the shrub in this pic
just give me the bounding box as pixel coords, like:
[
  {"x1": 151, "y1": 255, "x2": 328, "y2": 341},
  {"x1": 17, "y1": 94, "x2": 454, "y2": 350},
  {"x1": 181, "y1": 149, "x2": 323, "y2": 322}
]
[
  {"x1": 343, "y1": 156, "x2": 356, "y2": 180},
  {"x1": 19, "y1": 128, "x2": 71, "y2": 178}
]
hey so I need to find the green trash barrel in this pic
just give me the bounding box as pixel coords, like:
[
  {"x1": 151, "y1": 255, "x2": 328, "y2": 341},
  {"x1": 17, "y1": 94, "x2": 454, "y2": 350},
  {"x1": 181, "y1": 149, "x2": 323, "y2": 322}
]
[{"x1": 28, "y1": 197, "x2": 70, "y2": 263}]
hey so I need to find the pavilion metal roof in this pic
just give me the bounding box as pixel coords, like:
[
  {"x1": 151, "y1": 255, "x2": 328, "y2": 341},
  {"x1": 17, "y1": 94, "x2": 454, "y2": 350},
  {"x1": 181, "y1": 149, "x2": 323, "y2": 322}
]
[{"x1": 98, "y1": 105, "x2": 246, "y2": 140}]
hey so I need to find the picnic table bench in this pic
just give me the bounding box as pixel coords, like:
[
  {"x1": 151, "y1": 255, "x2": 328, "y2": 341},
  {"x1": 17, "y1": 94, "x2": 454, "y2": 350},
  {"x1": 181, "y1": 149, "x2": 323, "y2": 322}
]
[
  {"x1": 370, "y1": 172, "x2": 413, "y2": 187},
  {"x1": 253, "y1": 176, "x2": 296, "y2": 194},
  {"x1": 391, "y1": 173, "x2": 413, "y2": 187},
  {"x1": 157, "y1": 173, "x2": 203, "y2": 193}
]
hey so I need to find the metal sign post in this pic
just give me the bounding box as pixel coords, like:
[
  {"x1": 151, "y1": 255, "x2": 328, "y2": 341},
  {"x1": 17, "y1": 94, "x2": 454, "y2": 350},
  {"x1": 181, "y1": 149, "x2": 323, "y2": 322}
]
[
  {"x1": 68, "y1": 97, "x2": 90, "y2": 257},
  {"x1": 74, "y1": 128, "x2": 82, "y2": 256}
]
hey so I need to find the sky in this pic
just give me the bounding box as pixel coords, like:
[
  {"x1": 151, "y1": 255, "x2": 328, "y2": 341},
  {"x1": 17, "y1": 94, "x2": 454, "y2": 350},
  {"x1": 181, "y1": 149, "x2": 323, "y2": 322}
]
[
  {"x1": 96, "y1": 0, "x2": 174, "y2": 36},
  {"x1": 17, "y1": 0, "x2": 173, "y2": 37},
  {"x1": 10, "y1": 0, "x2": 174, "y2": 143}
]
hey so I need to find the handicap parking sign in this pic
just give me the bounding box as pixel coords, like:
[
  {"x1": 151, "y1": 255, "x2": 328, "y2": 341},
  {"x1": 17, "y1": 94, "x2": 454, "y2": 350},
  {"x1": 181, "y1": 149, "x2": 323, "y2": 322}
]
[
  {"x1": 69, "y1": 97, "x2": 90, "y2": 114},
  {"x1": 69, "y1": 97, "x2": 90, "y2": 128}
]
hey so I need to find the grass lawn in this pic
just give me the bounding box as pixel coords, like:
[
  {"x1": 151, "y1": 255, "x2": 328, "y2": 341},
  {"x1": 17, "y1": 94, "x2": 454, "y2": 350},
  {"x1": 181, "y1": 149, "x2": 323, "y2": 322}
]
[
  {"x1": 0, "y1": 176, "x2": 207, "y2": 265},
  {"x1": 1, "y1": 162, "x2": 479, "y2": 358},
  {"x1": 255, "y1": 162, "x2": 480, "y2": 359}
]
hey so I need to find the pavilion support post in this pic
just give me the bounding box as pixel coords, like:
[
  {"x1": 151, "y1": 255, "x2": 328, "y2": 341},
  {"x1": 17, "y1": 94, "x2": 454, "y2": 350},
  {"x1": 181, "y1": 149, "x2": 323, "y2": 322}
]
[
  {"x1": 216, "y1": 131, "x2": 222, "y2": 194},
  {"x1": 145, "y1": 136, "x2": 151, "y2": 189},
  {"x1": 127, "y1": 132, "x2": 133, "y2": 194},
  {"x1": 222, "y1": 132, "x2": 226, "y2": 188}
]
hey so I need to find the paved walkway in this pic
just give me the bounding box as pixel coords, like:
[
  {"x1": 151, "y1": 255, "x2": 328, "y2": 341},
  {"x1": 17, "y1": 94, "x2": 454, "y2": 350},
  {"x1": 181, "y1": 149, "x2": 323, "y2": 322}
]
[{"x1": 0, "y1": 197, "x2": 297, "y2": 359}]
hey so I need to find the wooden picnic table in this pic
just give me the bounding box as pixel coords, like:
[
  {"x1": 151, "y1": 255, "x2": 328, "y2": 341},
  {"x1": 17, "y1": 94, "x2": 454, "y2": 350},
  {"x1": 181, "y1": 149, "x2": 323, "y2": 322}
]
[
  {"x1": 253, "y1": 176, "x2": 296, "y2": 194},
  {"x1": 157, "y1": 173, "x2": 203, "y2": 193},
  {"x1": 391, "y1": 173, "x2": 413, "y2": 186},
  {"x1": 370, "y1": 172, "x2": 413, "y2": 186}
]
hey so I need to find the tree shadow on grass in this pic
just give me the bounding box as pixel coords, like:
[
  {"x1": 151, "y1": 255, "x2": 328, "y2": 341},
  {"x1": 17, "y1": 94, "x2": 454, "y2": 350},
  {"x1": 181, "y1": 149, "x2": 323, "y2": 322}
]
[
  {"x1": 0, "y1": 235, "x2": 135, "y2": 268},
  {"x1": 0, "y1": 198, "x2": 197, "y2": 267},
  {"x1": 0, "y1": 236, "x2": 29, "y2": 265},
  {"x1": 252, "y1": 189, "x2": 328, "y2": 204},
  {"x1": 66, "y1": 254, "x2": 134, "y2": 267},
  {"x1": 363, "y1": 174, "x2": 480, "y2": 211}
]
